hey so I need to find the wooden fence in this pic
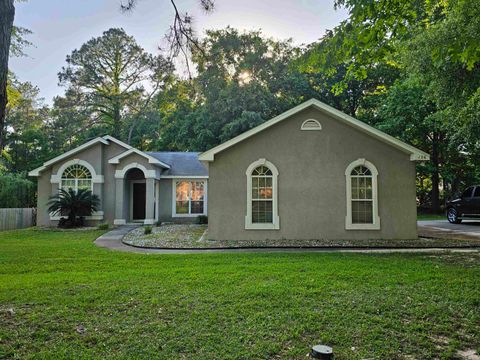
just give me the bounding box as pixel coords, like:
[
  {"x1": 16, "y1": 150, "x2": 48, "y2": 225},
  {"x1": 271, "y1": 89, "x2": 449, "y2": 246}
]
[{"x1": 0, "y1": 208, "x2": 36, "y2": 231}]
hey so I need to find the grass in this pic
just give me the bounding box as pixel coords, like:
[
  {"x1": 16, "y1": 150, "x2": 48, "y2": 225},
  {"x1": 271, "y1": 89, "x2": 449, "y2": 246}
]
[
  {"x1": 418, "y1": 214, "x2": 446, "y2": 221},
  {"x1": 1, "y1": 229, "x2": 480, "y2": 359}
]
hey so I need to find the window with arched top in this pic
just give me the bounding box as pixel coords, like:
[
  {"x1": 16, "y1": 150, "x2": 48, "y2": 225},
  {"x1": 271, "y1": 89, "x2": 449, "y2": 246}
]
[
  {"x1": 345, "y1": 159, "x2": 380, "y2": 230},
  {"x1": 61, "y1": 164, "x2": 92, "y2": 192},
  {"x1": 245, "y1": 159, "x2": 280, "y2": 230}
]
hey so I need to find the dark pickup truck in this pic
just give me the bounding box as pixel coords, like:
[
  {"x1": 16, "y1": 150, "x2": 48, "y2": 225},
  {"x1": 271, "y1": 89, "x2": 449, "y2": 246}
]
[{"x1": 446, "y1": 185, "x2": 480, "y2": 223}]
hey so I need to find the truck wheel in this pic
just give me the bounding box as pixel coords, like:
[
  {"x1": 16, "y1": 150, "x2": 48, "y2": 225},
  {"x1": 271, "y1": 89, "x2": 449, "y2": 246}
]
[{"x1": 447, "y1": 208, "x2": 462, "y2": 224}]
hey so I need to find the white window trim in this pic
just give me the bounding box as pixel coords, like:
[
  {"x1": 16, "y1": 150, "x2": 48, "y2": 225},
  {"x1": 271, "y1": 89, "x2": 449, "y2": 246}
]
[
  {"x1": 345, "y1": 158, "x2": 380, "y2": 230},
  {"x1": 301, "y1": 118, "x2": 322, "y2": 131},
  {"x1": 245, "y1": 158, "x2": 280, "y2": 230},
  {"x1": 50, "y1": 159, "x2": 103, "y2": 185},
  {"x1": 172, "y1": 179, "x2": 208, "y2": 218}
]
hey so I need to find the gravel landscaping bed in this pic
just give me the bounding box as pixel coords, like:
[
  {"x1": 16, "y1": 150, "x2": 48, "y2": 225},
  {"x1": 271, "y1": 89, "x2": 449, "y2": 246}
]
[
  {"x1": 122, "y1": 224, "x2": 480, "y2": 248},
  {"x1": 123, "y1": 224, "x2": 208, "y2": 248}
]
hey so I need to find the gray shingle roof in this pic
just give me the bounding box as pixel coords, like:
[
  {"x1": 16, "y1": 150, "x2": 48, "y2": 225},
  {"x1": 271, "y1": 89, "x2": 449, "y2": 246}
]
[{"x1": 146, "y1": 152, "x2": 208, "y2": 177}]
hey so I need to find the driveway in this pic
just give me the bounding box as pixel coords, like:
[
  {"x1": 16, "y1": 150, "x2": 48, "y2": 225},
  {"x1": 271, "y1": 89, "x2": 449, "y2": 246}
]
[{"x1": 418, "y1": 220, "x2": 480, "y2": 240}]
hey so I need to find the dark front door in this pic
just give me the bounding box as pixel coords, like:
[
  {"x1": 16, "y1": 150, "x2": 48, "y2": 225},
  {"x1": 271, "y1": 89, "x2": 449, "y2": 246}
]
[{"x1": 132, "y1": 182, "x2": 146, "y2": 220}]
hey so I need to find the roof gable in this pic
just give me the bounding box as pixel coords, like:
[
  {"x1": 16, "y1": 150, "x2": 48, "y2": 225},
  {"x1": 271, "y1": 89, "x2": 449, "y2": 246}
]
[
  {"x1": 108, "y1": 148, "x2": 170, "y2": 169},
  {"x1": 198, "y1": 99, "x2": 430, "y2": 162},
  {"x1": 29, "y1": 135, "x2": 131, "y2": 177}
]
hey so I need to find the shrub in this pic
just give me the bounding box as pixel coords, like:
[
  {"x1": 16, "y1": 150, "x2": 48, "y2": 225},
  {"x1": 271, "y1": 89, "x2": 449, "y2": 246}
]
[
  {"x1": 47, "y1": 188, "x2": 100, "y2": 228},
  {"x1": 97, "y1": 222, "x2": 109, "y2": 230},
  {"x1": 0, "y1": 174, "x2": 36, "y2": 208},
  {"x1": 198, "y1": 215, "x2": 208, "y2": 224},
  {"x1": 144, "y1": 225, "x2": 152, "y2": 235}
]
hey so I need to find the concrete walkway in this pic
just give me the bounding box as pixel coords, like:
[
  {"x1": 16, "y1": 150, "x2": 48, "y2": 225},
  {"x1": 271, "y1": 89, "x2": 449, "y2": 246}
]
[
  {"x1": 418, "y1": 220, "x2": 480, "y2": 240},
  {"x1": 94, "y1": 225, "x2": 142, "y2": 252},
  {"x1": 95, "y1": 225, "x2": 480, "y2": 254}
]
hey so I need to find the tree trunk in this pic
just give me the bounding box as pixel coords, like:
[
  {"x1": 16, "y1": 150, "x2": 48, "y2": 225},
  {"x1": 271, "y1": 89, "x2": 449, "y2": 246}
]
[
  {"x1": 431, "y1": 133, "x2": 440, "y2": 213},
  {"x1": 0, "y1": 0, "x2": 15, "y2": 153},
  {"x1": 112, "y1": 97, "x2": 121, "y2": 138}
]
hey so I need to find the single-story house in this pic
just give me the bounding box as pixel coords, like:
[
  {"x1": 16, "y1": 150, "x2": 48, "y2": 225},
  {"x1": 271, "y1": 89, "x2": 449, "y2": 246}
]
[{"x1": 29, "y1": 98, "x2": 429, "y2": 240}]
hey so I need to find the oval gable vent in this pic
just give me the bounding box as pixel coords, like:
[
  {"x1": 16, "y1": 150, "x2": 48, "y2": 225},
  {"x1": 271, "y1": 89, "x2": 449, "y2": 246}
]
[{"x1": 301, "y1": 119, "x2": 322, "y2": 131}]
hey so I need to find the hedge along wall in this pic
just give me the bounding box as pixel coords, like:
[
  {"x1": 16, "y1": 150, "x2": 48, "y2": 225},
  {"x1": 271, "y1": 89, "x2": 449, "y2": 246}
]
[{"x1": 0, "y1": 174, "x2": 36, "y2": 208}]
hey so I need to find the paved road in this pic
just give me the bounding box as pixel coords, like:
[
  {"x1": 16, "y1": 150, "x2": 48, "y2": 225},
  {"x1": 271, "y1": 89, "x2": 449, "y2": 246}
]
[{"x1": 418, "y1": 219, "x2": 480, "y2": 239}]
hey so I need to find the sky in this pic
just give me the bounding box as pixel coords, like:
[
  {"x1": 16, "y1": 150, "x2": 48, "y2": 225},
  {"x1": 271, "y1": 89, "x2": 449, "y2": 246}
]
[{"x1": 10, "y1": 0, "x2": 349, "y2": 104}]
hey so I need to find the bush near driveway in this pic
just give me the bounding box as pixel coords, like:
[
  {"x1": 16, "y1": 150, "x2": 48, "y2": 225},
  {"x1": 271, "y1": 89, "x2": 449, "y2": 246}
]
[{"x1": 0, "y1": 229, "x2": 479, "y2": 359}]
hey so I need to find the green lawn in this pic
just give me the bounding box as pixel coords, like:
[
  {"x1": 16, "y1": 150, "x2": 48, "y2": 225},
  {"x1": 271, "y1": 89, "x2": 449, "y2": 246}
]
[
  {"x1": 417, "y1": 214, "x2": 446, "y2": 221},
  {"x1": 1, "y1": 229, "x2": 480, "y2": 359}
]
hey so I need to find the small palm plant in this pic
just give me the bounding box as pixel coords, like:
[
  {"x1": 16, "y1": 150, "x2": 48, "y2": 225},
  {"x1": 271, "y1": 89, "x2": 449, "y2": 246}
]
[{"x1": 47, "y1": 188, "x2": 100, "y2": 228}]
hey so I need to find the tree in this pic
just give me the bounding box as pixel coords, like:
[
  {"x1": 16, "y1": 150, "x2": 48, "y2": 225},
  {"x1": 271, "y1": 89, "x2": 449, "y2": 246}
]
[
  {"x1": 3, "y1": 73, "x2": 51, "y2": 174},
  {"x1": 0, "y1": 0, "x2": 15, "y2": 152},
  {"x1": 375, "y1": 79, "x2": 442, "y2": 209},
  {"x1": 58, "y1": 28, "x2": 174, "y2": 140},
  {"x1": 397, "y1": 0, "x2": 480, "y2": 210},
  {"x1": 154, "y1": 28, "x2": 314, "y2": 151},
  {"x1": 120, "y1": 0, "x2": 215, "y2": 74},
  {"x1": 47, "y1": 188, "x2": 100, "y2": 228},
  {"x1": 0, "y1": 173, "x2": 35, "y2": 207}
]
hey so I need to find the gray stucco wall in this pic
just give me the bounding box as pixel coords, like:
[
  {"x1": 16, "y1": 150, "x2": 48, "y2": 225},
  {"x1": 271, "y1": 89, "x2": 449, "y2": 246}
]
[
  {"x1": 103, "y1": 142, "x2": 128, "y2": 223},
  {"x1": 207, "y1": 107, "x2": 418, "y2": 241},
  {"x1": 36, "y1": 167, "x2": 52, "y2": 226}
]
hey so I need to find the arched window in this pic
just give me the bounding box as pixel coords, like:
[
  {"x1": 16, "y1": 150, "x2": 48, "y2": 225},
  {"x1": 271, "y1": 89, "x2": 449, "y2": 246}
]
[
  {"x1": 345, "y1": 159, "x2": 380, "y2": 230},
  {"x1": 61, "y1": 164, "x2": 92, "y2": 192},
  {"x1": 245, "y1": 159, "x2": 280, "y2": 230}
]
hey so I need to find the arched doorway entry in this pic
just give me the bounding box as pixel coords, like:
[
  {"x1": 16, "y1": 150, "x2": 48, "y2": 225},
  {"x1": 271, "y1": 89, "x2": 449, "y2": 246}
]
[
  {"x1": 114, "y1": 162, "x2": 158, "y2": 225},
  {"x1": 126, "y1": 168, "x2": 146, "y2": 222}
]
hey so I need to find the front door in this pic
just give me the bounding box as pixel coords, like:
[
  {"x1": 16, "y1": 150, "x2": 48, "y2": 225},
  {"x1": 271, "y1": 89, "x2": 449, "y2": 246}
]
[{"x1": 132, "y1": 182, "x2": 146, "y2": 220}]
